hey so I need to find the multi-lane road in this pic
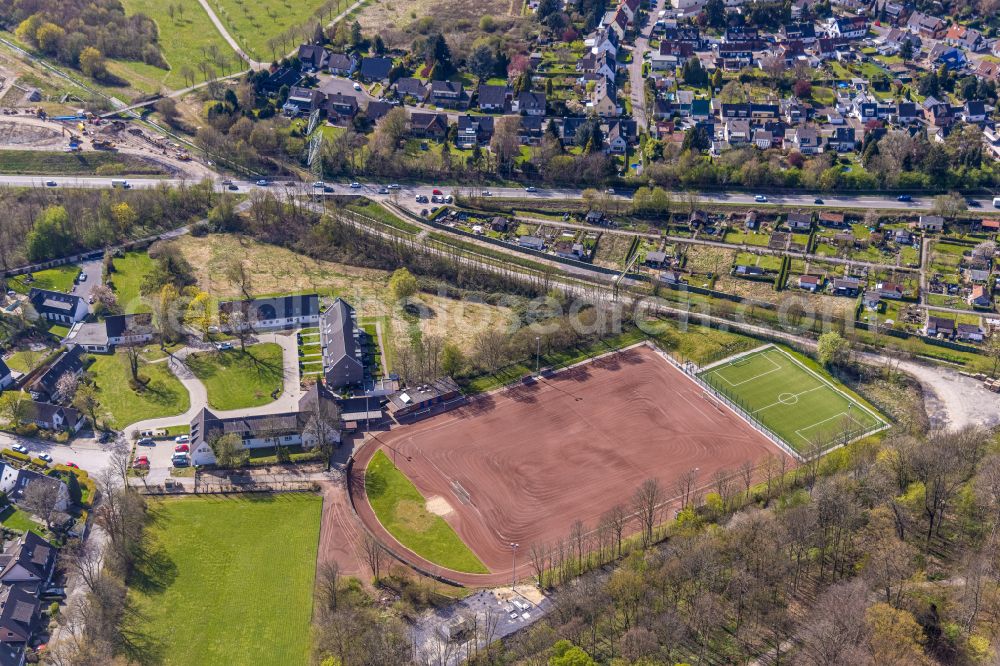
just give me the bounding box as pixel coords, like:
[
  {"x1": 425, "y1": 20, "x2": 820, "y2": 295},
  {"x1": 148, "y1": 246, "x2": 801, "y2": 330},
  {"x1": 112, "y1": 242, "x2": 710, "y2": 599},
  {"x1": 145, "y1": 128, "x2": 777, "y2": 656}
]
[{"x1": 1, "y1": 174, "x2": 994, "y2": 212}]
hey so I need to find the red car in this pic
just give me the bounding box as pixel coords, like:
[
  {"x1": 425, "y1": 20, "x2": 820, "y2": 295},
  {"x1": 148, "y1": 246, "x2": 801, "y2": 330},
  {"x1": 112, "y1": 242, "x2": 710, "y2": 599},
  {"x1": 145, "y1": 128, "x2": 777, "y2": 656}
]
[
  {"x1": 66, "y1": 462, "x2": 79, "y2": 469},
  {"x1": 174, "y1": 444, "x2": 189, "y2": 453},
  {"x1": 133, "y1": 456, "x2": 149, "y2": 468},
  {"x1": 432, "y1": 188, "x2": 443, "y2": 195}
]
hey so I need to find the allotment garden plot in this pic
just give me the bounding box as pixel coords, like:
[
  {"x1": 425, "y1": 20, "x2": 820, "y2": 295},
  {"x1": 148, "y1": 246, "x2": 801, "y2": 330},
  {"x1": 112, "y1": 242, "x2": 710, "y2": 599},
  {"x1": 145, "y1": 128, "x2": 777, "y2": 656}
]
[{"x1": 698, "y1": 346, "x2": 887, "y2": 456}]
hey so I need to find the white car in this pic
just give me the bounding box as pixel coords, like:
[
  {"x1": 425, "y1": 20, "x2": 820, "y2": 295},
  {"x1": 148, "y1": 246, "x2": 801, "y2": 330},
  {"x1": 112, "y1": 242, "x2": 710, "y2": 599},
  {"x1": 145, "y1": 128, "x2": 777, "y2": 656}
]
[
  {"x1": 353, "y1": 82, "x2": 362, "y2": 91},
  {"x1": 525, "y1": 186, "x2": 538, "y2": 193},
  {"x1": 377, "y1": 187, "x2": 389, "y2": 194},
  {"x1": 38, "y1": 453, "x2": 52, "y2": 463},
  {"x1": 387, "y1": 183, "x2": 400, "y2": 190},
  {"x1": 174, "y1": 435, "x2": 190, "y2": 444},
  {"x1": 754, "y1": 194, "x2": 767, "y2": 202},
  {"x1": 482, "y1": 190, "x2": 492, "y2": 196},
  {"x1": 312, "y1": 181, "x2": 325, "y2": 188},
  {"x1": 11, "y1": 445, "x2": 27, "y2": 454},
  {"x1": 350, "y1": 182, "x2": 362, "y2": 189},
  {"x1": 215, "y1": 341, "x2": 233, "y2": 351}
]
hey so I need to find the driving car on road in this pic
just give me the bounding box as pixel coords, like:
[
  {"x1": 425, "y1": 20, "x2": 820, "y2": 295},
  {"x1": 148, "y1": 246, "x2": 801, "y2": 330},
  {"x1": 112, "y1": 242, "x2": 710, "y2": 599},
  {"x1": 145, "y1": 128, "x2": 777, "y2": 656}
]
[
  {"x1": 45, "y1": 180, "x2": 57, "y2": 187},
  {"x1": 350, "y1": 182, "x2": 362, "y2": 188},
  {"x1": 228, "y1": 183, "x2": 239, "y2": 190},
  {"x1": 525, "y1": 186, "x2": 538, "y2": 192},
  {"x1": 377, "y1": 187, "x2": 389, "y2": 194},
  {"x1": 754, "y1": 194, "x2": 767, "y2": 202},
  {"x1": 897, "y1": 194, "x2": 912, "y2": 202},
  {"x1": 255, "y1": 179, "x2": 269, "y2": 186},
  {"x1": 388, "y1": 183, "x2": 400, "y2": 189},
  {"x1": 481, "y1": 190, "x2": 492, "y2": 196},
  {"x1": 814, "y1": 198, "x2": 824, "y2": 204},
  {"x1": 313, "y1": 181, "x2": 325, "y2": 188}
]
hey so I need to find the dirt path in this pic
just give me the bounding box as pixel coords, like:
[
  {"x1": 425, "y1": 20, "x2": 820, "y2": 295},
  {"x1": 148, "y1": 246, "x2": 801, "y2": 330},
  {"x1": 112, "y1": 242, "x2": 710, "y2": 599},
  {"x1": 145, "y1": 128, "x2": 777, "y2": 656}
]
[{"x1": 317, "y1": 479, "x2": 365, "y2": 577}]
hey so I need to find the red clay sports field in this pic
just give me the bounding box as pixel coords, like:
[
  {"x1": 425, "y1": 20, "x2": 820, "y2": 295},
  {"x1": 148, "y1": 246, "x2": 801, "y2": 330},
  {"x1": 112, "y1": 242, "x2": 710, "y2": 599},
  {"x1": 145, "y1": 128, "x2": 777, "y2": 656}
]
[{"x1": 352, "y1": 343, "x2": 789, "y2": 584}]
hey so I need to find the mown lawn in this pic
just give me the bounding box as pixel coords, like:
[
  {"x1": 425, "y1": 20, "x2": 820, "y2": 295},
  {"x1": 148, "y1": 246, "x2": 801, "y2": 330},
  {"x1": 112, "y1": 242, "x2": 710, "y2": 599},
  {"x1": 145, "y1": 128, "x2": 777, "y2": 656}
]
[
  {"x1": 89, "y1": 353, "x2": 190, "y2": 428},
  {"x1": 186, "y1": 343, "x2": 284, "y2": 410},
  {"x1": 0, "y1": 150, "x2": 167, "y2": 176},
  {"x1": 366, "y1": 450, "x2": 488, "y2": 574},
  {"x1": 128, "y1": 494, "x2": 321, "y2": 666},
  {"x1": 0, "y1": 505, "x2": 45, "y2": 536},
  {"x1": 3, "y1": 350, "x2": 46, "y2": 374},
  {"x1": 107, "y1": 251, "x2": 156, "y2": 313},
  {"x1": 9, "y1": 265, "x2": 79, "y2": 294}
]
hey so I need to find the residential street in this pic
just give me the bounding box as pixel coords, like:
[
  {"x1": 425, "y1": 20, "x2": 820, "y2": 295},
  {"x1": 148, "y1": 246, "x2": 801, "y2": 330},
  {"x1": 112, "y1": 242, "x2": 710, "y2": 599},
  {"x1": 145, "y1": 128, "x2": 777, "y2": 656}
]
[{"x1": 627, "y1": 0, "x2": 667, "y2": 131}]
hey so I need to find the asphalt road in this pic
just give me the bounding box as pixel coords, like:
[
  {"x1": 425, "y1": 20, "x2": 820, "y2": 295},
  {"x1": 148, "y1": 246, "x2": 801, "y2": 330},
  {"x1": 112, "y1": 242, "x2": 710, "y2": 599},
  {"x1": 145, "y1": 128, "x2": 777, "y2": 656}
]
[{"x1": 3, "y1": 174, "x2": 992, "y2": 212}]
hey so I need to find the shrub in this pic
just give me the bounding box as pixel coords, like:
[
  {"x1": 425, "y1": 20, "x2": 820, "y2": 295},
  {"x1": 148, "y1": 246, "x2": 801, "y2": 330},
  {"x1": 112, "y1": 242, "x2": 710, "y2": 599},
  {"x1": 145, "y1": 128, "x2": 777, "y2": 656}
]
[
  {"x1": 2, "y1": 449, "x2": 30, "y2": 463},
  {"x1": 30, "y1": 457, "x2": 49, "y2": 469},
  {"x1": 48, "y1": 602, "x2": 59, "y2": 617},
  {"x1": 13, "y1": 423, "x2": 38, "y2": 437}
]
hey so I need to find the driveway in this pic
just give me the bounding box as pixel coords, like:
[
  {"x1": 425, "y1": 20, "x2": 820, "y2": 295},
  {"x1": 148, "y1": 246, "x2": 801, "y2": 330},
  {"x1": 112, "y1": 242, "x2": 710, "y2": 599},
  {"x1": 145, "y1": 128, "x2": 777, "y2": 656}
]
[{"x1": 70, "y1": 258, "x2": 102, "y2": 313}]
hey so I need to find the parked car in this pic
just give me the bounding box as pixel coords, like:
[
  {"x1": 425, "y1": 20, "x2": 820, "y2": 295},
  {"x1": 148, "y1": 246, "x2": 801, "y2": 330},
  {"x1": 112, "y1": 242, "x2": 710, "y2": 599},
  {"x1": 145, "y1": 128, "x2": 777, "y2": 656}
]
[
  {"x1": 133, "y1": 456, "x2": 149, "y2": 468},
  {"x1": 37, "y1": 453, "x2": 52, "y2": 463},
  {"x1": 137, "y1": 437, "x2": 154, "y2": 446},
  {"x1": 11, "y1": 445, "x2": 27, "y2": 454},
  {"x1": 174, "y1": 435, "x2": 189, "y2": 443},
  {"x1": 174, "y1": 444, "x2": 189, "y2": 453},
  {"x1": 88, "y1": 295, "x2": 95, "y2": 304},
  {"x1": 432, "y1": 188, "x2": 443, "y2": 195},
  {"x1": 897, "y1": 194, "x2": 912, "y2": 202},
  {"x1": 353, "y1": 82, "x2": 362, "y2": 91},
  {"x1": 66, "y1": 462, "x2": 78, "y2": 469},
  {"x1": 98, "y1": 430, "x2": 115, "y2": 443},
  {"x1": 172, "y1": 455, "x2": 190, "y2": 468},
  {"x1": 40, "y1": 587, "x2": 66, "y2": 600},
  {"x1": 78, "y1": 272, "x2": 87, "y2": 282}
]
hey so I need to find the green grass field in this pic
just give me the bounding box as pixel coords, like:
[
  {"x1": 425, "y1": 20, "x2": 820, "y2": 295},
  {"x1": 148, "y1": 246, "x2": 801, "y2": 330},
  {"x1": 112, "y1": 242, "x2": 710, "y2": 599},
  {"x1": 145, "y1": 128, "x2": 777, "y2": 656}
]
[
  {"x1": 8, "y1": 265, "x2": 79, "y2": 294},
  {"x1": 128, "y1": 494, "x2": 321, "y2": 666},
  {"x1": 0, "y1": 150, "x2": 167, "y2": 176},
  {"x1": 89, "y1": 353, "x2": 190, "y2": 428},
  {"x1": 209, "y1": 0, "x2": 330, "y2": 61},
  {"x1": 366, "y1": 450, "x2": 488, "y2": 574},
  {"x1": 122, "y1": 0, "x2": 239, "y2": 90},
  {"x1": 107, "y1": 251, "x2": 156, "y2": 313},
  {"x1": 698, "y1": 346, "x2": 887, "y2": 455},
  {"x1": 186, "y1": 343, "x2": 284, "y2": 410}
]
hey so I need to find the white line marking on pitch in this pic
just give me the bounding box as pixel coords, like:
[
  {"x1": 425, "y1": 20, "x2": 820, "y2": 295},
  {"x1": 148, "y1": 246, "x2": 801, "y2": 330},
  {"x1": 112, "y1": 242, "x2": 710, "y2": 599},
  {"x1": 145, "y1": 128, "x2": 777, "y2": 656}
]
[{"x1": 711, "y1": 352, "x2": 783, "y2": 388}]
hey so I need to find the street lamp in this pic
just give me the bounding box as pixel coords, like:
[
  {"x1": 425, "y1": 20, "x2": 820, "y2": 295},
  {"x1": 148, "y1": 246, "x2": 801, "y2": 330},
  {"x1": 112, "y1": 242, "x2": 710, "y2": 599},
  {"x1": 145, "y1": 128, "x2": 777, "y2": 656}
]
[
  {"x1": 510, "y1": 542, "x2": 519, "y2": 591},
  {"x1": 535, "y1": 336, "x2": 540, "y2": 375}
]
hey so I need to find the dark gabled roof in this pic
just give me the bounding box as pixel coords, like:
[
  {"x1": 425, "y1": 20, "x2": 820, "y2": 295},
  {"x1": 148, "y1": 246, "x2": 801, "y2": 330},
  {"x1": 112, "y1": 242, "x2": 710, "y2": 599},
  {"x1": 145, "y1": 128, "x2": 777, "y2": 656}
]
[
  {"x1": 365, "y1": 101, "x2": 394, "y2": 122},
  {"x1": 409, "y1": 112, "x2": 448, "y2": 132},
  {"x1": 477, "y1": 84, "x2": 511, "y2": 107},
  {"x1": 518, "y1": 91, "x2": 546, "y2": 110},
  {"x1": 104, "y1": 313, "x2": 154, "y2": 339},
  {"x1": 3, "y1": 469, "x2": 65, "y2": 506},
  {"x1": 359, "y1": 56, "x2": 393, "y2": 80},
  {"x1": 326, "y1": 93, "x2": 360, "y2": 112},
  {"x1": 320, "y1": 298, "x2": 363, "y2": 385},
  {"x1": 0, "y1": 585, "x2": 38, "y2": 643},
  {"x1": 0, "y1": 532, "x2": 55, "y2": 585},
  {"x1": 394, "y1": 77, "x2": 428, "y2": 98},
  {"x1": 28, "y1": 288, "x2": 83, "y2": 316},
  {"x1": 0, "y1": 645, "x2": 23, "y2": 666},
  {"x1": 18, "y1": 400, "x2": 82, "y2": 429},
  {"x1": 929, "y1": 315, "x2": 956, "y2": 328},
  {"x1": 190, "y1": 407, "x2": 306, "y2": 444},
  {"x1": 966, "y1": 100, "x2": 986, "y2": 115},
  {"x1": 0, "y1": 360, "x2": 8, "y2": 379},
  {"x1": 430, "y1": 80, "x2": 463, "y2": 96},
  {"x1": 31, "y1": 347, "x2": 84, "y2": 397},
  {"x1": 297, "y1": 44, "x2": 328, "y2": 68},
  {"x1": 327, "y1": 52, "x2": 354, "y2": 70},
  {"x1": 219, "y1": 294, "x2": 319, "y2": 324}
]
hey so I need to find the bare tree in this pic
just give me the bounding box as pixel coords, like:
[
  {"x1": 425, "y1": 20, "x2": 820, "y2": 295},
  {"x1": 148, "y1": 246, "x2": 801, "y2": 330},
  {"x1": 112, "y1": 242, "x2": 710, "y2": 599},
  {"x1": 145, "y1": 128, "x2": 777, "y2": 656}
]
[
  {"x1": 315, "y1": 560, "x2": 341, "y2": 613},
  {"x1": 65, "y1": 538, "x2": 105, "y2": 594},
  {"x1": 361, "y1": 533, "x2": 387, "y2": 583},
  {"x1": 632, "y1": 478, "x2": 662, "y2": 547},
  {"x1": 22, "y1": 477, "x2": 63, "y2": 529},
  {"x1": 54, "y1": 371, "x2": 79, "y2": 404},
  {"x1": 603, "y1": 503, "x2": 629, "y2": 559},
  {"x1": 674, "y1": 467, "x2": 698, "y2": 509}
]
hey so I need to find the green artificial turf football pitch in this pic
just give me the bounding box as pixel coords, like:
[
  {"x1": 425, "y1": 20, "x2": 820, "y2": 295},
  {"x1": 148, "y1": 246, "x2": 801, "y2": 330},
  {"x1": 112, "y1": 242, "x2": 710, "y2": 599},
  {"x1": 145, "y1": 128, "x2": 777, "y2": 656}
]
[{"x1": 698, "y1": 346, "x2": 887, "y2": 455}]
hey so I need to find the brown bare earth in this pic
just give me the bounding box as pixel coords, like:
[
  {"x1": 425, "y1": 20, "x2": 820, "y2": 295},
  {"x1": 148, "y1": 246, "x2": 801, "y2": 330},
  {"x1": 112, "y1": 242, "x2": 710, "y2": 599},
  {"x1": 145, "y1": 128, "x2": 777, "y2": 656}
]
[
  {"x1": 317, "y1": 480, "x2": 365, "y2": 578},
  {"x1": 354, "y1": 344, "x2": 789, "y2": 583}
]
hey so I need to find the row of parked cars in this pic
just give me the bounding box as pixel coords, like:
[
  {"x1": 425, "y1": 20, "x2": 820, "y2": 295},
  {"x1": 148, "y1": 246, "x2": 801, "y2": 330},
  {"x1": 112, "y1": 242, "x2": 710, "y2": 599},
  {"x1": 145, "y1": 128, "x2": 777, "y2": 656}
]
[{"x1": 133, "y1": 434, "x2": 191, "y2": 470}]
